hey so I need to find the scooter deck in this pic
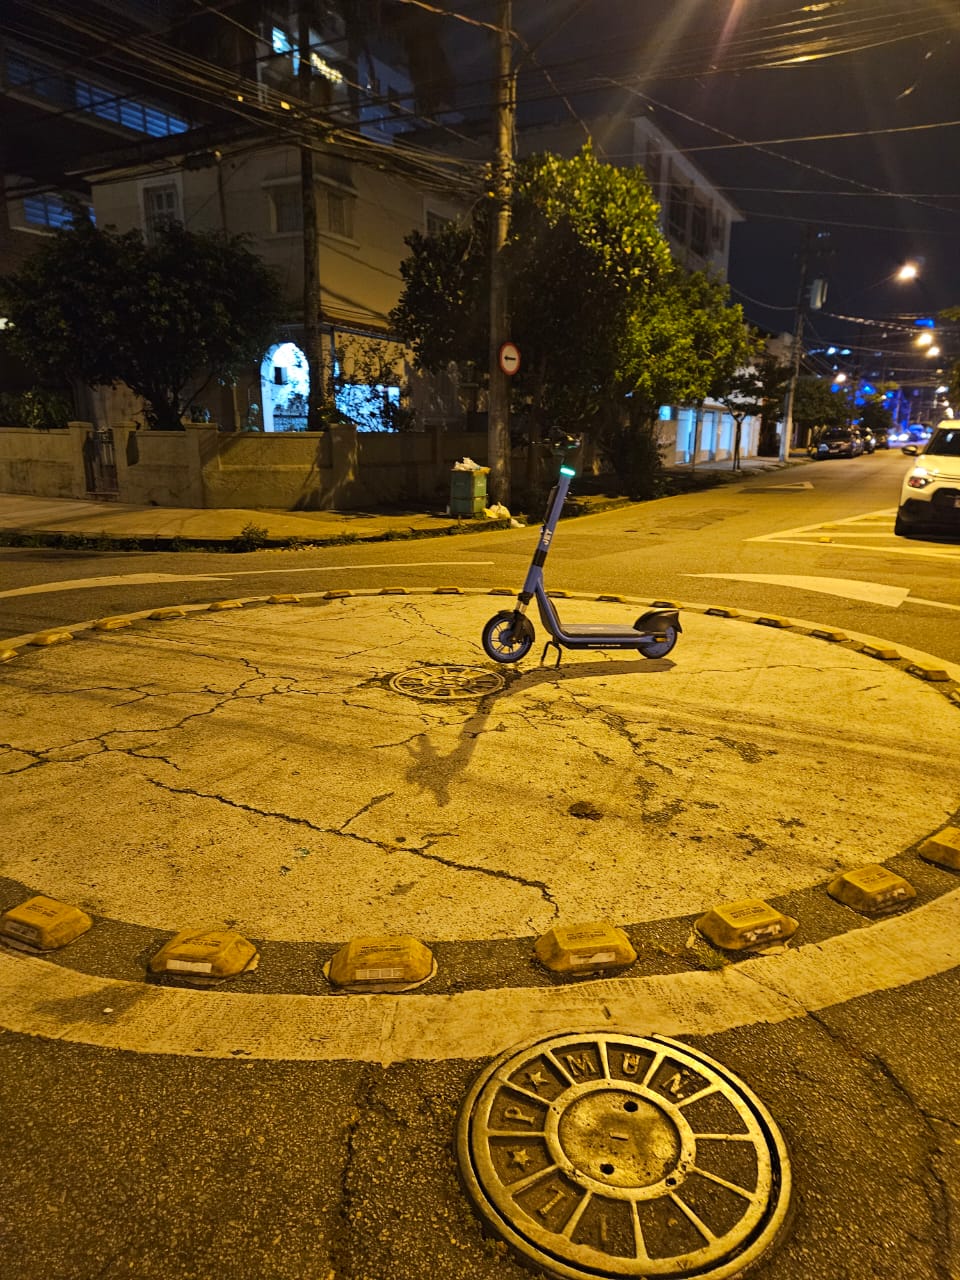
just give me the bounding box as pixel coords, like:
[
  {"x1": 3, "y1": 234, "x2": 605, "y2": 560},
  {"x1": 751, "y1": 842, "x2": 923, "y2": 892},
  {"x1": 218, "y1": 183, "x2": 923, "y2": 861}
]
[{"x1": 555, "y1": 622, "x2": 651, "y2": 639}]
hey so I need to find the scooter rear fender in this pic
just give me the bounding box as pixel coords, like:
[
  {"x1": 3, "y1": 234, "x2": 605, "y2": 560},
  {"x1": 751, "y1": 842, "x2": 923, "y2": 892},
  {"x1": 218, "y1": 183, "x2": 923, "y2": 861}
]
[{"x1": 632, "y1": 608, "x2": 681, "y2": 635}]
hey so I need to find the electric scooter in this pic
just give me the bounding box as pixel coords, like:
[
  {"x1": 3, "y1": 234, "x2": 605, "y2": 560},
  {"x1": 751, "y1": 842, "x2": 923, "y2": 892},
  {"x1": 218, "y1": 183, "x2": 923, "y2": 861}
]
[{"x1": 481, "y1": 434, "x2": 681, "y2": 665}]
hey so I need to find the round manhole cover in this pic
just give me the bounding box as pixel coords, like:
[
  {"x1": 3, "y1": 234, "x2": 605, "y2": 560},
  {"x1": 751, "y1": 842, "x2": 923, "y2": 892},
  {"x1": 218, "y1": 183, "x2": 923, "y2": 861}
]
[
  {"x1": 389, "y1": 665, "x2": 505, "y2": 700},
  {"x1": 457, "y1": 1031, "x2": 791, "y2": 1279}
]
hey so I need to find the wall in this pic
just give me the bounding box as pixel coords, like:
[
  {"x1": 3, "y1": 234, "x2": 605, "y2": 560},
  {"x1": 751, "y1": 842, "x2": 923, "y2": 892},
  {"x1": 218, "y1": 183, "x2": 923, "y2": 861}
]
[{"x1": 0, "y1": 427, "x2": 76, "y2": 496}]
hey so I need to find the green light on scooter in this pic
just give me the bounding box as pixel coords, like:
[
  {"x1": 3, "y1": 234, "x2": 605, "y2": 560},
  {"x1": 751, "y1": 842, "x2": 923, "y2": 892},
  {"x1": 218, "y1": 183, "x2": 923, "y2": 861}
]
[{"x1": 559, "y1": 466, "x2": 576, "y2": 476}]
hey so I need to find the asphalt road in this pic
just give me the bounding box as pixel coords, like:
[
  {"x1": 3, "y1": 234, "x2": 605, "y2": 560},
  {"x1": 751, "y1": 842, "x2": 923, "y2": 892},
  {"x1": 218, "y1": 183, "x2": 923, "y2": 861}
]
[{"x1": 2, "y1": 449, "x2": 960, "y2": 1280}]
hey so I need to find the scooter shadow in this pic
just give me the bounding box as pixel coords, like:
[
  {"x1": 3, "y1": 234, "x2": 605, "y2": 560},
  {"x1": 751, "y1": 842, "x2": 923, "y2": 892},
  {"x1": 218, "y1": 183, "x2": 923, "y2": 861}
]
[{"x1": 502, "y1": 655, "x2": 676, "y2": 690}]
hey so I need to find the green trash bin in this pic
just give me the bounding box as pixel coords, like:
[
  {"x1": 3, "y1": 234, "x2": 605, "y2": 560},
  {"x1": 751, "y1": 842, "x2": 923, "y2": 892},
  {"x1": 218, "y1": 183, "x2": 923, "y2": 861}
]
[{"x1": 449, "y1": 467, "x2": 489, "y2": 517}]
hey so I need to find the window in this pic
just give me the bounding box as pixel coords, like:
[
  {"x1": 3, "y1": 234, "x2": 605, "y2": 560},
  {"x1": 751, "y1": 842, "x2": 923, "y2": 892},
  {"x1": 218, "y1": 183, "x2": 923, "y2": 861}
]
[
  {"x1": 269, "y1": 184, "x2": 302, "y2": 233},
  {"x1": 325, "y1": 189, "x2": 352, "y2": 238},
  {"x1": 711, "y1": 208, "x2": 726, "y2": 249},
  {"x1": 667, "y1": 183, "x2": 688, "y2": 241},
  {"x1": 426, "y1": 209, "x2": 453, "y2": 235},
  {"x1": 6, "y1": 48, "x2": 187, "y2": 135},
  {"x1": 21, "y1": 193, "x2": 90, "y2": 231},
  {"x1": 143, "y1": 182, "x2": 181, "y2": 242},
  {"x1": 690, "y1": 201, "x2": 708, "y2": 257},
  {"x1": 644, "y1": 144, "x2": 662, "y2": 193}
]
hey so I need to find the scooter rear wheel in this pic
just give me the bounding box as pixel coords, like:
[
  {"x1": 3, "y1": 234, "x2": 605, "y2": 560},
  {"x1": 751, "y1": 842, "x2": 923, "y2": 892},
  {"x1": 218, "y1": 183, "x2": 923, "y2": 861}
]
[
  {"x1": 638, "y1": 624, "x2": 679, "y2": 659},
  {"x1": 482, "y1": 611, "x2": 535, "y2": 663}
]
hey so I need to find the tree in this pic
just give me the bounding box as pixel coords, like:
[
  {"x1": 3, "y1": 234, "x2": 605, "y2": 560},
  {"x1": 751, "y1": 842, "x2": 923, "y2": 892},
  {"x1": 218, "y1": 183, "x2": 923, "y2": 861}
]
[
  {"x1": 753, "y1": 352, "x2": 792, "y2": 456},
  {"x1": 0, "y1": 215, "x2": 284, "y2": 430},
  {"x1": 858, "y1": 396, "x2": 895, "y2": 435},
  {"x1": 717, "y1": 364, "x2": 765, "y2": 471},
  {"x1": 792, "y1": 376, "x2": 852, "y2": 437},
  {"x1": 393, "y1": 146, "x2": 750, "y2": 495}
]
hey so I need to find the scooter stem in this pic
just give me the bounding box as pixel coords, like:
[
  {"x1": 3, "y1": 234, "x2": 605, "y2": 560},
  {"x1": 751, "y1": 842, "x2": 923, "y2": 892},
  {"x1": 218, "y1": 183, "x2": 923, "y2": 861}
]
[{"x1": 518, "y1": 465, "x2": 575, "y2": 602}]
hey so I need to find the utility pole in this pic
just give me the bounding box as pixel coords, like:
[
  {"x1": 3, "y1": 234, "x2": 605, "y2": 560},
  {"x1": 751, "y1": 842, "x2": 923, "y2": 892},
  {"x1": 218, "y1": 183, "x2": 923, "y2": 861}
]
[
  {"x1": 781, "y1": 225, "x2": 814, "y2": 461},
  {"x1": 299, "y1": 7, "x2": 325, "y2": 431},
  {"x1": 487, "y1": 0, "x2": 515, "y2": 506}
]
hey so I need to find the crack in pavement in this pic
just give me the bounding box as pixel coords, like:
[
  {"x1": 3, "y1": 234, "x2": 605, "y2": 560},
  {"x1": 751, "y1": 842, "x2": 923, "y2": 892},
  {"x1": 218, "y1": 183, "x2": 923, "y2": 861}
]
[{"x1": 140, "y1": 777, "x2": 561, "y2": 915}]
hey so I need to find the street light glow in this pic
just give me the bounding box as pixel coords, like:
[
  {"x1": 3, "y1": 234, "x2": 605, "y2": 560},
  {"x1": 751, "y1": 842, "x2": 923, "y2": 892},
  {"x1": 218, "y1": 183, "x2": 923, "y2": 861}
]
[
  {"x1": 896, "y1": 262, "x2": 919, "y2": 281},
  {"x1": 915, "y1": 331, "x2": 934, "y2": 347}
]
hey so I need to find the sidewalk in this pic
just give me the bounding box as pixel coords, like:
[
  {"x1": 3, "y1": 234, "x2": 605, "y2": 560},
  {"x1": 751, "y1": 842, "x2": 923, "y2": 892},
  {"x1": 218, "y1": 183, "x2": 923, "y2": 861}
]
[{"x1": 0, "y1": 454, "x2": 805, "y2": 550}]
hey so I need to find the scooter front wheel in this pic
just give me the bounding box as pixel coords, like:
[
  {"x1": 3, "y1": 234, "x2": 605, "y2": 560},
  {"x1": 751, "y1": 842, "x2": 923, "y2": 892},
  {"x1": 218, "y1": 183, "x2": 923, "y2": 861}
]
[
  {"x1": 638, "y1": 624, "x2": 679, "y2": 659},
  {"x1": 482, "y1": 611, "x2": 535, "y2": 663}
]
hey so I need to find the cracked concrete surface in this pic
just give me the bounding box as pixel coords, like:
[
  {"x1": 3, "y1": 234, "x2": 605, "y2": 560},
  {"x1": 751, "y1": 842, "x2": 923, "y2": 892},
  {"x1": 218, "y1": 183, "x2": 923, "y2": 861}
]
[{"x1": 1, "y1": 595, "x2": 958, "y2": 943}]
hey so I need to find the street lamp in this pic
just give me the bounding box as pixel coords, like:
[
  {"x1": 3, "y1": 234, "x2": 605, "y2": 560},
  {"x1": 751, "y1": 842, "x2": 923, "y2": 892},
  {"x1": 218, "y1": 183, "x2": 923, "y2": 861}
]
[{"x1": 896, "y1": 261, "x2": 919, "y2": 282}]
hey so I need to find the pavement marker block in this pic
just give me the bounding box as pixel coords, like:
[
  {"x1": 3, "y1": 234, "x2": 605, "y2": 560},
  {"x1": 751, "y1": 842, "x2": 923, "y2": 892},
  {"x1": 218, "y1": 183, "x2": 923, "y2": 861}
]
[
  {"x1": 705, "y1": 606, "x2": 739, "y2": 618},
  {"x1": 695, "y1": 898, "x2": 799, "y2": 952},
  {"x1": 596, "y1": 594, "x2": 625, "y2": 603},
  {"x1": 907, "y1": 663, "x2": 950, "y2": 682},
  {"x1": 546, "y1": 590, "x2": 570, "y2": 598},
  {"x1": 918, "y1": 827, "x2": 960, "y2": 871},
  {"x1": 208, "y1": 599, "x2": 244, "y2": 611},
  {"x1": 0, "y1": 648, "x2": 18, "y2": 663},
  {"x1": 324, "y1": 935, "x2": 436, "y2": 993},
  {"x1": 860, "y1": 644, "x2": 900, "y2": 661},
  {"x1": 323, "y1": 590, "x2": 353, "y2": 599},
  {"x1": 827, "y1": 864, "x2": 916, "y2": 916},
  {"x1": 651, "y1": 599, "x2": 682, "y2": 608},
  {"x1": 754, "y1": 615, "x2": 791, "y2": 629},
  {"x1": 810, "y1": 627, "x2": 847, "y2": 642},
  {"x1": 487, "y1": 588, "x2": 513, "y2": 596},
  {"x1": 93, "y1": 616, "x2": 133, "y2": 631},
  {"x1": 818, "y1": 536, "x2": 832, "y2": 543},
  {"x1": 378, "y1": 587, "x2": 408, "y2": 595},
  {"x1": 268, "y1": 593, "x2": 301, "y2": 603},
  {"x1": 148, "y1": 929, "x2": 259, "y2": 981},
  {"x1": 434, "y1": 587, "x2": 463, "y2": 594},
  {"x1": 150, "y1": 607, "x2": 187, "y2": 620},
  {"x1": 0, "y1": 896, "x2": 93, "y2": 951},
  {"x1": 534, "y1": 922, "x2": 637, "y2": 975},
  {"x1": 29, "y1": 629, "x2": 73, "y2": 646}
]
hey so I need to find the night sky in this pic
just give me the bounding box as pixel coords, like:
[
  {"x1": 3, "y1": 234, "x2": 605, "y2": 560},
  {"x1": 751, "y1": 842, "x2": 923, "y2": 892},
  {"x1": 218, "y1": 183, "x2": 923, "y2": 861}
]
[{"x1": 459, "y1": 0, "x2": 960, "y2": 369}]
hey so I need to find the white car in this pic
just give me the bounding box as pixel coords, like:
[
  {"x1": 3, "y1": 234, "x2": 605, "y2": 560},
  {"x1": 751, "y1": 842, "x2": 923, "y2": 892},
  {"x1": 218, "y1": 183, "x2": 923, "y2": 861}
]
[{"x1": 895, "y1": 421, "x2": 960, "y2": 537}]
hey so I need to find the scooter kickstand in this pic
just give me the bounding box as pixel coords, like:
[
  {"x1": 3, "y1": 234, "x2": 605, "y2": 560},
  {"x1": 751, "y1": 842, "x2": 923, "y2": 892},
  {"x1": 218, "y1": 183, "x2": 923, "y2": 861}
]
[{"x1": 540, "y1": 639, "x2": 563, "y2": 668}]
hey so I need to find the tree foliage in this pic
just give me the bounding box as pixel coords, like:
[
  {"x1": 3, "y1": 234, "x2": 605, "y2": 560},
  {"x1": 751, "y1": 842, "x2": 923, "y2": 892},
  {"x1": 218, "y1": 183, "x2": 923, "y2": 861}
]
[
  {"x1": 0, "y1": 215, "x2": 284, "y2": 429},
  {"x1": 792, "y1": 376, "x2": 853, "y2": 432},
  {"x1": 392, "y1": 146, "x2": 752, "y2": 494}
]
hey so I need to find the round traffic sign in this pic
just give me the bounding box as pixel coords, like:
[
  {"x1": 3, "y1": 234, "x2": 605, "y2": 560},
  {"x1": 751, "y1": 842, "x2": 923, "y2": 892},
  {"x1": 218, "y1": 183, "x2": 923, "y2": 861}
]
[{"x1": 499, "y1": 341, "x2": 521, "y2": 376}]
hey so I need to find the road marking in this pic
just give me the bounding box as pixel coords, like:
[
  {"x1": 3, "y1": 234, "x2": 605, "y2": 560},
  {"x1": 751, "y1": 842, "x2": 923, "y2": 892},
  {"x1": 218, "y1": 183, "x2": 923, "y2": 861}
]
[
  {"x1": 753, "y1": 481, "x2": 814, "y2": 491},
  {"x1": 690, "y1": 574, "x2": 911, "y2": 608},
  {"x1": 748, "y1": 508, "x2": 960, "y2": 563},
  {"x1": 0, "y1": 562, "x2": 496, "y2": 600},
  {"x1": 1, "y1": 887, "x2": 959, "y2": 1063}
]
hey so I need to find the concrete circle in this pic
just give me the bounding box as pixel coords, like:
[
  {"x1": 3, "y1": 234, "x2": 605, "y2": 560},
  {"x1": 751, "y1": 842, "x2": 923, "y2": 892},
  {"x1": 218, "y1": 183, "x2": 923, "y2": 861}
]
[{"x1": 2, "y1": 593, "x2": 958, "y2": 942}]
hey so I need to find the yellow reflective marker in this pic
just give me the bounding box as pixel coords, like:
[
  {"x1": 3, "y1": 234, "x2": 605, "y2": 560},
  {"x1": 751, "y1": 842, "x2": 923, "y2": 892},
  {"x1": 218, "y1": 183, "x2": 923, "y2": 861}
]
[
  {"x1": 534, "y1": 922, "x2": 636, "y2": 975},
  {"x1": 908, "y1": 663, "x2": 950, "y2": 682},
  {"x1": 810, "y1": 627, "x2": 847, "y2": 642},
  {"x1": 0, "y1": 648, "x2": 17, "y2": 663},
  {"x1": 148, "y1": 929, "x2": 259, "y2": 981},
  {"x1": 0, "y1": 895, "x2": 93, "y2": 950},
  {"x1": 93, "y1": 616, "x2": 133, "y2": 631},
  {"x1": 268, "y1": 593, "x2": 301, "y2": 603},
  {"x1": 208, "y1": 599, "x2": 244, "y2": 611},
  {"x1": 754, "y1": 615, "x2": 791, "y2": 629},
  {"x1": 696, "y1": 898, "x2": 799, "y2": 952},
  {"x1": 150, "y1": 607, "x2": 187, "y2": 620},
  {"x1": 705, "y1": 606, "x2": 739, "y2": 618},
  {"x1": 827, "y1": 865, "x2": 916, "y2": 916},
  {"x1": 29, "y1": 629, "x2": 72, "y2": 646},
  {"x1": 324, "y1": 935, "x2": 436, "y2": 993},
  {"x1": 860, "y1": 644, "x2": 900, "y2": 661},
  {"x1": 918, "y1": 826, "x2": 960, "y2": 871},
  {"x1": 323, "y1": 590, "x2": 353, "y2": 599}
]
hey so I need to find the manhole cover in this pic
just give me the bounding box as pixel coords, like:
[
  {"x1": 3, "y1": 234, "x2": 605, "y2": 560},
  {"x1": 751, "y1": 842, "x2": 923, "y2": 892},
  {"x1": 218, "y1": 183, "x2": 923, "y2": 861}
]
[
  {"x1": 389, "y1": 665, "x2": 505, "y2": 700},
  {"x1": 457, "y1": 1031, "x2": 791, "y2": 1279}
]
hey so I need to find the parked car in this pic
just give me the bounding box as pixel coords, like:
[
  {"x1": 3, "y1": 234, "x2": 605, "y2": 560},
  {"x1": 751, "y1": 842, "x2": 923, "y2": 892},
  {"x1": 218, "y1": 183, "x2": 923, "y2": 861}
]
[
  {"x1": 871, "y1": 426, "x2": 890, "y2": 449},
  {"x1": 895, "y1": 421, "x2": 960, "y2": 537},
  {"x1": 809, "y1": 427, "x2": 864, "y2": 458},
  {"x1": 856, "y1": 426, "x2": 877, "y2": 454}
]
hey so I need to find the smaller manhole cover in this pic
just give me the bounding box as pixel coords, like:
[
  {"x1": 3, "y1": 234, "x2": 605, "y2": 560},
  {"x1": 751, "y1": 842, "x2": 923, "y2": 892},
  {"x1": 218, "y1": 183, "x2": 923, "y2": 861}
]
[
  {"x1": 389, "y1": 665, "x2": 505, "y2": 700},
  {"x1": 457, "y1": 1031, "x2": 791, "y2": 1279}
]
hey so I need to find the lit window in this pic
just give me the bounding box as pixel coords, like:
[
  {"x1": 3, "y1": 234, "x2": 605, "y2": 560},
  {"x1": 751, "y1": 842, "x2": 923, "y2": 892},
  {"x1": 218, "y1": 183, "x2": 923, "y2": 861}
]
[
  {"x1": 21, "y1": 193, "x2": 91, "y2": 230},
  {"x1": 323, "y1": 190, "x2": 353, "y2": 238}
]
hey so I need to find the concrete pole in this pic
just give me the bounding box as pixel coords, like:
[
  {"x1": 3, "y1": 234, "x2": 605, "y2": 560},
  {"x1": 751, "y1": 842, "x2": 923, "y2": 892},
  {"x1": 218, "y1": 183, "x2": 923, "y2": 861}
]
[
  {"x1": 299, "y1": 9, "x2": 325, "y2": 430},
  {"x1": 782, "y1": 225, "x2": 815, "y2": 460},
  {"x1": 487, "y1": 0, "x2": 514, "y2": 507}
]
